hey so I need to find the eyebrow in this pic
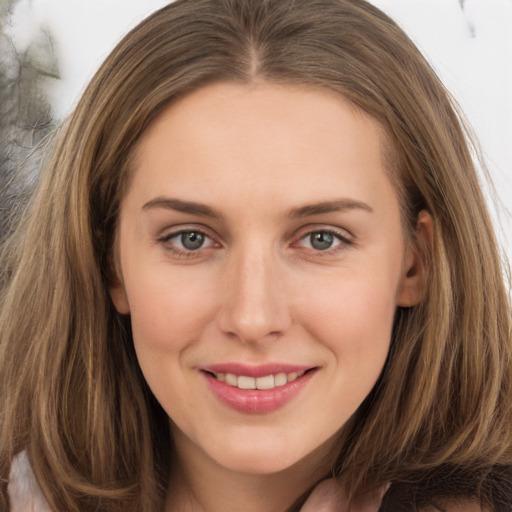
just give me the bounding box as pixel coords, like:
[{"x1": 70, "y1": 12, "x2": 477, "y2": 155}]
[
  {"x1": 142, "y1": 197, "x2": 222, "y2": 219},
  {"x1": 288, "y1": 198, "x2": 373, "y2": 218},
  {"x1": 142, "y1": 196, "x2": 373, "y2": 219}
]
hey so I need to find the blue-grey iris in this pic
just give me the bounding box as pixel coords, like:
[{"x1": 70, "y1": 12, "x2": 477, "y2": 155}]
[
  {"x1": 310, "y1": 232, "x2": 334, "y2": 250},
  {"x1": 181, "y1": 232, "x2": 205, "y2": 250}
]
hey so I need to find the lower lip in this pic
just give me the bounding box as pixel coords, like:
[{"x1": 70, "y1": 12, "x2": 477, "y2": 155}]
[{"x1": 203, "y1": 370, "x2": 316, "y2": 414}]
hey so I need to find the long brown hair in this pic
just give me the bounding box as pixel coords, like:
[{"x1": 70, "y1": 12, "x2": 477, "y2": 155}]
[{"x1": 1, "y1": 0, "x2": 511, "y2": 510}]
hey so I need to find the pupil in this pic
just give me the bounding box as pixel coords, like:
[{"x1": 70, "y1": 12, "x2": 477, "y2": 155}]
[
  {"x1": 310, "y1": 232, "x2": 333, "y2": 250},
  {"x1": 181, "y1": 232, "x2": 204, "y2": 250}
]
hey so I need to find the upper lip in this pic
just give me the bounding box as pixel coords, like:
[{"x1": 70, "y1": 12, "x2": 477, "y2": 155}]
[{"x1": 201, "y1": 363, "x2": 315, "y2": 378}]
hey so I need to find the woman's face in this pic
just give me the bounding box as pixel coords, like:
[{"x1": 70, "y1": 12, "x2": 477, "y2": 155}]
[{"x1": 111, "y1": 82, "x2": 423, "y2": 475}]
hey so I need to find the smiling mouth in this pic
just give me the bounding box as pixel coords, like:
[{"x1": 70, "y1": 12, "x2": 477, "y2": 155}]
[
  {"x1": 203, "y1": 369, "x2": 314, "y2": 390},
  {"x1": 202, "y1": 366, "x2": 318, "y2": 413}
]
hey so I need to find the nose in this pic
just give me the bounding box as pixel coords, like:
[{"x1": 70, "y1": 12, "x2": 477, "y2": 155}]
[{"x1": 216, "y1": 247, "x2": 292, "y2": 345}]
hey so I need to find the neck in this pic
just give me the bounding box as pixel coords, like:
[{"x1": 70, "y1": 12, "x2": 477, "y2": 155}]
[{"x1": 165, "y1": 428, "x2": 335, "y2": 512}]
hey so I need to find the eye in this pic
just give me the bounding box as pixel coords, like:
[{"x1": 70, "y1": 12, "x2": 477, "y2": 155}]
[
  {"x1": 161, "y1": 229, "x2": 216, "y2": 253},
  {"x1": 308, "y1": 232, "x2": 337, "y2": 251},
  {"x1": 176, "y1": 231, "x2": 208, "y2": 250},
  {"x1": 297, "y1": 229, "x2": 351, "y2": 252}
]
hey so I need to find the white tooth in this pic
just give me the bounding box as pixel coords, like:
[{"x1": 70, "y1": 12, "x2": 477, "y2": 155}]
[
  {"x1": 238, "y1": 376, "x2": 256, "y2": 389},
  {"x1": 216, "y1": 373, "x2": 226, "y2": 382},
  {"x1": 274, "y1": 373, "x2": 287, "y2": 387},
  {"x1": 296, "y1": 370, "x2": 305, "y2": 377},
  {"x1": 256, "y1": 375, "x2": 275, "y2": 390},
  {"x1": 225, "y1": 373, "x2": 238, "y2": 386},
  {"x1": 287, "y1": 372, "x2": 298, "y2": 382}
]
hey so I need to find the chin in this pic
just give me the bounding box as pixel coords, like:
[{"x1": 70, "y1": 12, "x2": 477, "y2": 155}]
[
  {"x1": 217, "y1": 455, "x2": 301, "y2": 476},
  {"x1": 205, "y1": 434, "x2": 331, "y2": 476}
]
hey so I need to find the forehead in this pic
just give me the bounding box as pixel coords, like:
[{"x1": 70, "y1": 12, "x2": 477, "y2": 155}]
[
  {"x1": 125, "y1": 81, "x2": 397, "y2": 219},
  {"x1": 137, "y1": 81, "x2": 382, "y2": 148}
]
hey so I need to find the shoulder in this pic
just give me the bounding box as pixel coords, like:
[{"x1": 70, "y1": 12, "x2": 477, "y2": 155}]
[{"x1": 8, "y1": 451, "x2": 52, "y2": 512}]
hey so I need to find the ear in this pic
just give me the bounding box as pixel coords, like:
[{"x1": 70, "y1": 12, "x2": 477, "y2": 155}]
[
  {"x1": 396, "y1": 210, "x2": 433, "y2": 307},
  {"x1": 110, "y1": 276, "x2": 131, "y2": 315}
]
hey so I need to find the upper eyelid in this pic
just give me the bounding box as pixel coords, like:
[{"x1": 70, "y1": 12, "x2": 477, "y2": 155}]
[
  {"x1": 158, "y1": 224, "x2": 216, "y2": 240},
  {"x1": 164, "y1": 230, "x2": 213, "y2": 243},
  {"x1": 293, "y1": 224, "x2": 354, "y2": 241}
]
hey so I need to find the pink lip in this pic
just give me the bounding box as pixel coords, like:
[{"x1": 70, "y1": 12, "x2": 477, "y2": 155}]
[
  {"x1": 201, "y1": 364, "x2": 317, "y2": 414},
  {"x1": 202, "y1": 363, "x2": 312, "y2": 378}
]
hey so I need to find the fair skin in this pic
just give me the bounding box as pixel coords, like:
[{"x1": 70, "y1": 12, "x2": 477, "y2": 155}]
[{"x1": 110, "y1": 82, "x2": 430, "y2": 511}]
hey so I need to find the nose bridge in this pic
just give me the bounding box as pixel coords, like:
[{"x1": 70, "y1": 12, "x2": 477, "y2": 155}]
[{"x1": 217, "y1": 240, "x2": 291, "y2": 343}]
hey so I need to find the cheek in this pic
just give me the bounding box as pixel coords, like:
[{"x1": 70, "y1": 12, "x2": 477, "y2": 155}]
[
  {"x1": 124, "y1": 263, "x2": 218, "y2": 355},
  {"x1": 297, "y1": 264, "x2": 399, "y2": 367},
  {"x1": 124, "y1": 267, "x2": 219, "y2": 412}
]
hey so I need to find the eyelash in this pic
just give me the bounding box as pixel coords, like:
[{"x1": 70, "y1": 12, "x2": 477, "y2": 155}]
[{"x1": 158, "y1": 227, "x2": 353, "y2": 259}]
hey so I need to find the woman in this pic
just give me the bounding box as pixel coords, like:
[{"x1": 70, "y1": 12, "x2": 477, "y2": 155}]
[{"x1": 1, "y1": 0, "x2": 511, "y2": 510}]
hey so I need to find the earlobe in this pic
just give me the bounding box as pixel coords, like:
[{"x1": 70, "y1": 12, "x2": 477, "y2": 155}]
[
  {"x1": 110, "y1": 279, "x2": 131, "y2": 314},
  {"x1": 396, "y1": 210, "x2": 433, "y2": 307}
]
